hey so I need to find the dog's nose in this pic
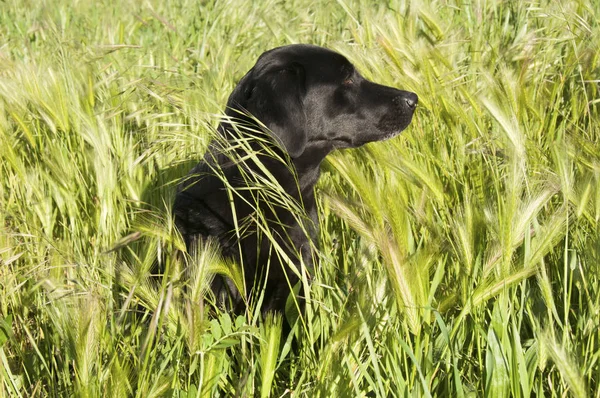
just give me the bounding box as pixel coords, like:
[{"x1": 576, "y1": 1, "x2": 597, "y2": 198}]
[{"x1": 404, "y1": 93, "x2": 418, "y2": 109}]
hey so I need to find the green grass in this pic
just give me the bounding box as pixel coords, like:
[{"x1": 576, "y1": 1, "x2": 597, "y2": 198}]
[{"x1": 1, "y1": 0, "x2": 599, "y2": 396}]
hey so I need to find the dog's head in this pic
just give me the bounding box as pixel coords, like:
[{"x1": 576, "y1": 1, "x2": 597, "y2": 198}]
[{"x1": 223, "y1": 44, "x2": 418, "y2": 159}]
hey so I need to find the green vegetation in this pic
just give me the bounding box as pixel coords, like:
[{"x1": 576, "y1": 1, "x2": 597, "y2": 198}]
[{"x1": 1, "y1": 0, "x2": 599, "y2": 396}]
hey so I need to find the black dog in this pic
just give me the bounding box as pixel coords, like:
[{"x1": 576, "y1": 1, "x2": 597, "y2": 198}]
[{"x1": 173, "y1": 44, "x2": 417, "y2": 316}]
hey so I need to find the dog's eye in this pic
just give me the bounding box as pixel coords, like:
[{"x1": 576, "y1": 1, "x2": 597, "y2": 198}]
[{"x1": 342, "y1": 78, "x2": 354, "y2": 86}]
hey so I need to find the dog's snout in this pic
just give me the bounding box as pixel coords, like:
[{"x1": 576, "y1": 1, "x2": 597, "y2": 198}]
[
  {"x1": 404, "y1": 93, "x2": 418, "y2": 109},
  {"x1": 391, "y1": 92, "x2": 418, "y2": 111}
]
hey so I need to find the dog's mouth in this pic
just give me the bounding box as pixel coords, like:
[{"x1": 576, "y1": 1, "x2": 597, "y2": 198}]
[
  {"x1": 377, "y1": 129, "x2": 404, "y2": 141},
  {"x1": 309, "y1": 128, "x2": 407, "y2": 150},
  {"x1": 307, "y1": 111, "x2": 415, "y2": 150},
  {"x1": 376, "y1": 113, "x2": 414, "y2": 137},
  {"x1": 330, "y1": 138, "x2": 354, "y2": 149},
  {"x1": 307, "y1": 136, "x2": 353, "y2": 149},
  {"x1": 349, "y1": 123, "x2": 412, "y2": 147}
]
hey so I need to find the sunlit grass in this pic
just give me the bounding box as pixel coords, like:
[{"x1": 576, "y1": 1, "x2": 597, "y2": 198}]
[{"x1": 1, "y1": 0, "x2": 599, "y2": 396}]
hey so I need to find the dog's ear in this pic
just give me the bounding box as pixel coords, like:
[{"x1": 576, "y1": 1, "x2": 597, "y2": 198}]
[{"x1": 228, "y1": 62, "x2": 308, "y2": 158}]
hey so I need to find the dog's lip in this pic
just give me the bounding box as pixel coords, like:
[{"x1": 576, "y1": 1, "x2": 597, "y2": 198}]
[
  {"x1": 349, "y1": 128, "x2": 406, "y2": 147},
  {"x1": 308, "y1": 120, "x2": 411, "y2": 148},
  {"x1": 309, "y1": 132, "x2": 403, "y2": 149},
  {"x1": 378, "y1": 129, "x2": 405, "y2": 141},
  {"x1": 308, "y1": 136, "x2": 353, "y2": 148}
]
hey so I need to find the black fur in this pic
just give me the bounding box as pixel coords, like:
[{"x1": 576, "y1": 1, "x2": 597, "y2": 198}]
[{"x1": 173, "y1": 44, "x2": 417, "y2": 315}]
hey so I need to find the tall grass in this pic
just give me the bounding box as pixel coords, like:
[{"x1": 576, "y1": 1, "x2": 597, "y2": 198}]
[{"x1": 1, "y1": 0, "x2": 599, "y2": 396}]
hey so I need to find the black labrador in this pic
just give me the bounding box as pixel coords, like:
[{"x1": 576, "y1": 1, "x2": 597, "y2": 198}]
[{"x1": 173, "y1": 44, "x2": 417, "y2": 316}]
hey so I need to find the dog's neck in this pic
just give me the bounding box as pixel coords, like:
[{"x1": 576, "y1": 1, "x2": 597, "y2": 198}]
[
  {"x1": 291, "y1": 140, "x2": 333, "y2": 188},
  {"x1": 293, "y1": 140, "x2": 333, "y2": 166}
]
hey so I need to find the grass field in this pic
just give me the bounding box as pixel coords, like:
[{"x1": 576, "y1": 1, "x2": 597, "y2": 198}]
[{"x1": 1, "y1": 0, "x2": 599, "y2": 396}]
